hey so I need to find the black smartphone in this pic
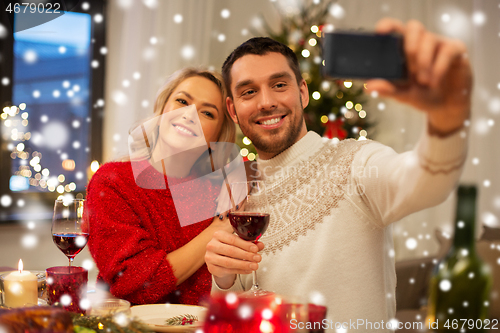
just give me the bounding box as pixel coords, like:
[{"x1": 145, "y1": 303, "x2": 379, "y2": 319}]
[{"x1": 323, "y1": 32, "x2": 407, "y2": 81}]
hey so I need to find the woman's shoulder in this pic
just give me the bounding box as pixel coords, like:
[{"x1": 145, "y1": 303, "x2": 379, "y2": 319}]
[{"x1": 88, "y1": 161, "x2": 135, "y2": 189}]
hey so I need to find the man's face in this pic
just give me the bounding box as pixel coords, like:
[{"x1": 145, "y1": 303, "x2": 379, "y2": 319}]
[{"x1": 227, "y1": 52, "x2": 309, "y2": 160}]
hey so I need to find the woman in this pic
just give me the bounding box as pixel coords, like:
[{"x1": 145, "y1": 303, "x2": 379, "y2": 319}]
[{"x1": 86, "y1": 68, "x2": 235, "y2": 305}]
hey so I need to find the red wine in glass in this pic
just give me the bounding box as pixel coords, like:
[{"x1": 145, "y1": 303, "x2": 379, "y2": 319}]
[
  {"x1": 52, "y1": 233, "x2": 89, "y2": 259},
  {"x1": 52, "y1": 198, "x2": 87, "y2": 266},
  {"x1": 230, "y1": 180, "x2": 271, "y2": 296},
  {"x1": 228, "y1": 212, "x2": 270, "y2": 242}
]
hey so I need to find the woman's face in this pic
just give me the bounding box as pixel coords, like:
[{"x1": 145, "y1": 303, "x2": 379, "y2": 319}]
[{"x1": 158, "y1": 76, "x2": 224, "y2": 154}]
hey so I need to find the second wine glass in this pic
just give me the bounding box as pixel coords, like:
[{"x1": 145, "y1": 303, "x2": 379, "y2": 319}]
[
  {"x1": 52, "y1": 198, "x2": 88, "y2": 267},
  {"x1": 228, "y1": 180, "x2": 271, "y2": 296}
]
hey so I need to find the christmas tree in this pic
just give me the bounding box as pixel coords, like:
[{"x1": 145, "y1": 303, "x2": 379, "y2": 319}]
[{"x1": 237, "y1": 0, "x2": 372, "y2": 160}]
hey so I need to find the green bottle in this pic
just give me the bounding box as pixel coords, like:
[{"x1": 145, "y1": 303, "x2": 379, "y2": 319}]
[{"x1": 426, "y1": 185, "x2": 492, "y2": 332}]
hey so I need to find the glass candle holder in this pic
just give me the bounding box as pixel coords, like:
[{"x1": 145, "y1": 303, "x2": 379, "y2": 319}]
[
  {"x1": 89, "y1": 298, "x2": 131, "y2": 316},
  {"x1": 46, "y1": 266, "x2": 88, "y2": 314}
]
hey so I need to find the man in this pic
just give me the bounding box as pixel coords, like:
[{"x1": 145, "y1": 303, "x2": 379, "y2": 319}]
[{"x1": 205, "y1": 18, "x2": 471, "y2": 330}]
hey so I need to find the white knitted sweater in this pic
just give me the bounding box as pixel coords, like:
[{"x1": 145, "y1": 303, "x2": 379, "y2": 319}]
[{"x1": 213, "y1": 128, "x2": 467, "y2": 332}]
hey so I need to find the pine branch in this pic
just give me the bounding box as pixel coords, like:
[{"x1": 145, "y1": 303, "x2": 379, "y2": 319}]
[{"x1": 164, "y1": 314, "x2": 198, "y2": 326}]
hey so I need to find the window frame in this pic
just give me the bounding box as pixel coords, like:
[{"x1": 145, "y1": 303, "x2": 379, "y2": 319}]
[{"x1": 0, "y1": 0, "x2": 106, "y2": 223}]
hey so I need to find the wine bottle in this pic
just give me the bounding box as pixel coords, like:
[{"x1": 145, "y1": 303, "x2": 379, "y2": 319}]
[{"x1": 426, "y1": 185, "x2": 492, "y2": 332}]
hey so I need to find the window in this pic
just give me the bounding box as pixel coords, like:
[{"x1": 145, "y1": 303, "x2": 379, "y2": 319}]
[{"x1": 0, "y1": 1, "x2": 105, "y2": 222}]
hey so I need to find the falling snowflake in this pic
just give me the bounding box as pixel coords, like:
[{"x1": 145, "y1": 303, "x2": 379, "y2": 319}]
[
  {"x1": 329, "y1": 3, "x2": 345, "y2": 19},
  {"x1": 60, "y1": 294, "x2": 72, "y2": 306},
  {"x1": 1, "y1": 77, "x2": 9, "y2": 85},
  {"x1": 91, "y1": 60, "x2": 99, "y2": 68},
  {"x1": 113, "y1": 134, "x2": 121, "y2": 141},
  {"x1": 0, "y1": 23, "x2": 7, "y2": 38},
  {"x1": 218, "y1": 34, "x2": 226, "y2": 42},
  {"x1": 133, "y1": 72, "x2": 141, "y2": 80},
  {"x1": 94, "y1": 14, "x2": 103, "y2": 23},
  {"x1": 474, "y1": 117, "x2": 490, "y2": 135},
  {"x1": 241, "y1": 29, "x2": 248, "y2": 36},
  {"x1": 141, "y1": 100, "x2": 149, "y2": 108},
  {"x1": 122, "y1": 80, "x2": 130, "y2": 87},
  {"x1": 440, "y1": 280, "x2": 452, "y2": 292},
  {"x1": 483, "y1": 212, "x2": 498, "y2": 227},
  {"x1": 484, "y1": 179, "x2": 491, "y2": 187},
  {"x1": 150, "y1": 36, "x2": 158, "y2": 45},
  {"x1": 238, "y1": 305, "x2": 252, "y2": 319},
  {"x1": 21, "y1": 234, "x2": 38, "y2": 249},
  {"x1": 142, "y1": 0, "x2": 158, "y2": 9},
  {"x1": 59, "y1": 46, "x2": 66, "y2": 54},
  {"x1": 181, "y1": 45, "x2": 195, "y2": 60},
  {"x1": 225, "y1": 293, "x2": 237, "y2": 304},
  {"x1": 112, "y1": 90, "x2": 128, "y2": 106},
  {"x1": 81, "y1": 2, "x2": 90, "y2": 10},
  {"x1": 406, "y1": 238, "x2": 417, "y2": 250},
  {"x1": 24, "y1": 50, "x2": 37, "y2": 64},
  {"x1": 441, "y1": 13, "x2": 451, "y2": 23},
  {"x1": 82, "y1": 259, "x2": 94, "y2": 271},
  {"x1": 1, "y1": 195, "x2": 12, "y2": 207},
  {"x1": 100, "y1": 47, "x2": 107, "y2": 55},
  {"x1": 221, "y1": 9, "x2": 230, "y2": 19},
  {"x1": 377, "y1": 102, "x2": 385, "y2": 111},
  {"x1": 173, "y1": 14, "x2": 183, "y2": 23},
  {"x1": 472, "y1": 11, "x2": 486, "y2": 26},
  {"x1": 489, "y1": 97, "x2": 500, "y2": 114}
]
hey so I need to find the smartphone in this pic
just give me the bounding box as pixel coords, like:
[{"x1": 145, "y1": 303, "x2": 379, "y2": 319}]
[{"x1": 323, "y1": 32, "x2": 407, "y2": 81}]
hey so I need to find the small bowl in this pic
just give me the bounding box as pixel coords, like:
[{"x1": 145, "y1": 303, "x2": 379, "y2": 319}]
[{"x1": 90, "y1": 298, "x2": 131, "y2": 316}]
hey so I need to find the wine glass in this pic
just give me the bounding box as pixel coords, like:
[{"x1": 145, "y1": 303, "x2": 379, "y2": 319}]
[
  {"x1": 51, "y1": 198, "x2": 88, "y2": 266},
  {"x1": 228, "y1": 180, "x2": 271, "y2": 296}
]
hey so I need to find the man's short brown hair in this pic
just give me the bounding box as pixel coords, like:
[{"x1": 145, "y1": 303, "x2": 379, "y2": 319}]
[{"x1": 222, "y1": 37, "x2": 302, "y2": 99}]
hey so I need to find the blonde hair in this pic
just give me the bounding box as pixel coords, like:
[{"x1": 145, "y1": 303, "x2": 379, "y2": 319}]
[{"x1": 127, "y1": 67, "x2": 236, "y2": 177}]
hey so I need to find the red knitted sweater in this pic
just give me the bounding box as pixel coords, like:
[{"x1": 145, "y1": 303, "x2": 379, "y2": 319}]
[{"x1": 86, "y1": 161, "x2": 219, "y2": 305}]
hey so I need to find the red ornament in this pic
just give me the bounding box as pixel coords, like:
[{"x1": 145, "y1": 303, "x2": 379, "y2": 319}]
[{"x1": 323, "y1": 118, "x2": 347, "y2": 140}]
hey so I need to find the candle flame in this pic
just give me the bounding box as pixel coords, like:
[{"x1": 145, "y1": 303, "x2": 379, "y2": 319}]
[{"x1": 18, "y1": 259, "x2": 23, "y2": 273}]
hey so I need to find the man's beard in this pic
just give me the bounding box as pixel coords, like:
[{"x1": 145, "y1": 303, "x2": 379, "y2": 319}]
[{"x1": 236, "y1": 102, "x2": 304, "y2": 157}]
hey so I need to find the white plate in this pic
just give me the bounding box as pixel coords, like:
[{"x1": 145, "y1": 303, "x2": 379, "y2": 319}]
[{"x1": 130, "y1": 304, "x2": 207, "y2": 332}]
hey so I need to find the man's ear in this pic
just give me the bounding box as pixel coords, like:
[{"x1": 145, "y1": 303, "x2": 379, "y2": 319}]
[
  {"x1": 226, "y1": 96, "x2": 238, "y2": 124},
  {"x1": 299, "y1": 79, "x2": 309, "y2": 109}
]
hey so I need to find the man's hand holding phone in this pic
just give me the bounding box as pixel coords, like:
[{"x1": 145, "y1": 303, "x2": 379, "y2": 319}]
[{"x1": 366, "y1": 18, "x2": 472, "y2": 136}]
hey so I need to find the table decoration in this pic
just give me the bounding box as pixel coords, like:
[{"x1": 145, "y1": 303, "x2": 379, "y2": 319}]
[
  {"x1": 0, "y1": 306, "x2": 151, "y2": 333},
  {"x1": 46, "y1": 266, "x2": 88, "y2": 314},
  {"x1": 0, "y1": 259, "x2": 38, "y2": 308},
  {"x1": 203, "y1": 292, "x2": 289, "y2": 332},
  {"x1": 130, "y1": 304, "x2": 206, "y2": 332}
]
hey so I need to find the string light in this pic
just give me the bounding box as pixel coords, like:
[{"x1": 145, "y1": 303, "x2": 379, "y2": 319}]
[
  {"x1": 345, "y1": 101, "x2": 353, "y2": 109},
  {"x1": 320, "y1": 115, "x2": 328, "y2": 123},
  {"x1": 308, "y1": 38, "x2": 317, "y2": 47},
  {"x1": 311, "y1": 25, "x2": 319, "y2": 33},
  {"x1": 312, "y1": 91, "x2": 321, "y2": 100},
  {"x1": 247, "y1": 153, "x2": 256, "y2": 161},
  {"x1": 343, "y1": 81, "x2": 353, "y2": 88},
  {"x1": 359, "y1": 110, "x2": 367, "y2": 118},
  {"x1": 301, "y1": 49, "x2": 310, "y2": 58},
  {"x1": 240, "y1": 148, "x2": 249, "y2": 157},
  {"x1": 354, "y1": 104, "x2": 362, "y2": 111},
  {"x1": 242, "y1": 137, "x2": 252, "y2": 145}
]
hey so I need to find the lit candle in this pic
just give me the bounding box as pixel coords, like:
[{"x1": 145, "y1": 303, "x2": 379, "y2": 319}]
[{"x1": 2, "y1": 259, "x2": 38, "y2": 307}]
